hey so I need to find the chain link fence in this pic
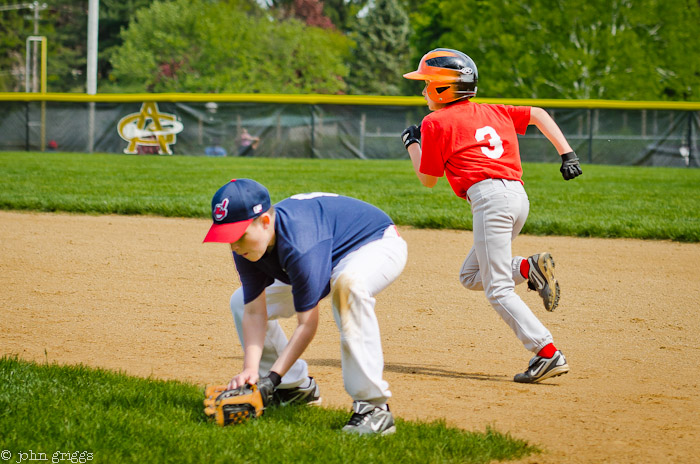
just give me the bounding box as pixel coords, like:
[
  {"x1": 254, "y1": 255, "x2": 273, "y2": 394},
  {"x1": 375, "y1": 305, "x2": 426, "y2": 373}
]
[{"x1": 1, "y1": 95, "x2": 698, "y2": 167}]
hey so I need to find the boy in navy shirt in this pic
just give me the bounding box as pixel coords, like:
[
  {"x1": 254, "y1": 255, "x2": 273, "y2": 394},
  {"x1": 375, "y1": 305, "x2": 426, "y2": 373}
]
[{"x1": 204, "y1": 179, "x2": 407, "y2": 435}]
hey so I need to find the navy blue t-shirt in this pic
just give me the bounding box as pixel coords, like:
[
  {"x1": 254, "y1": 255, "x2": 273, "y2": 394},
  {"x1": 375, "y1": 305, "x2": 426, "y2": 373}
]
[{"x1": 233, "y1": 193, "x2": 394, "y2": 312}]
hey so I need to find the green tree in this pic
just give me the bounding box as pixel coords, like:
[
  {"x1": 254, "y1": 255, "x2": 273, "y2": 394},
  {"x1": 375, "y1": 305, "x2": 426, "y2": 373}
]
[
  {"x1": 0, "y1": 0, "x2": 164, "y2": 92},
  {"x1": 323, "y1": 0, "x2": 369, "y2": 32},
  {"x1": 399, "y1": 0, "x2": 441, "y2": 96},
  {"x1": 0, "y1": 1, "x2": 29, "y2": 91},
  {"x1": 48, "y1": 0, "x2": 91, "y2": 92},
  {"x1": 408, "y1": 0, "x2": 700, "y2": 101},
  {"x1": 108, "y1": 0, "x2": 351, "y2": 93},
  {"x1": 345, "y1": 0, "x2": 411, "y2": 95},
  {"x1": 98, "y1": 0, "x2": 175, "y2": 84}
]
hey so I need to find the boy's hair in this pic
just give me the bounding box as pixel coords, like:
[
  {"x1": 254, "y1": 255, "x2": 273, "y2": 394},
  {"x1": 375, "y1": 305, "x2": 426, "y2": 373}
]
[{"x1": 403, "y1": 48, "x2": 478, "y2": 103}]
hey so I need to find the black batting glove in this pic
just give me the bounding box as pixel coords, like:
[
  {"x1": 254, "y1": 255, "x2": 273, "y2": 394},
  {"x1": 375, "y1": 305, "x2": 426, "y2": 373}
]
[
  {"x1": 560, "y1": 151, "x2": 582, "y2": 180},
  {"x1": 401, "y1": 124, "x2": 421, "y2": 149},
  {"x1": 256, "y1": 374, "x2": 277, "y2": 407}
]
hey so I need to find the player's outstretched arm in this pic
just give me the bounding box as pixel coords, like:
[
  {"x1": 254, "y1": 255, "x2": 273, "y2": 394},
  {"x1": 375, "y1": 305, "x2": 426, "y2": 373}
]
[
  {"x1": 269, "y1": 304, "x2": 319, "y2": 378},
  {"x1": 529, "y1": 107, "x2": 573, "y2": 154},
  {"x1": 229, "y1": 294, "x2": 269, "y2": 389},
  {"x1": 529, "y1": 107, "x2": 582, "y2": 180}
]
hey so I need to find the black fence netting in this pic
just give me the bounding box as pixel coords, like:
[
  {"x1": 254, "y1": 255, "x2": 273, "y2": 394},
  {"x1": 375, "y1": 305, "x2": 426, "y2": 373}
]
[{"x1": 1, "y1": 99, "x2": 698, "y2": 167}]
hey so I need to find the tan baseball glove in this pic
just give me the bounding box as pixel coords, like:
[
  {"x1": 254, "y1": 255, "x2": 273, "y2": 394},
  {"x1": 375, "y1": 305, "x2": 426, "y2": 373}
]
[{"x1": 203, "y1": 377, "x2": 275, "y2": 426}]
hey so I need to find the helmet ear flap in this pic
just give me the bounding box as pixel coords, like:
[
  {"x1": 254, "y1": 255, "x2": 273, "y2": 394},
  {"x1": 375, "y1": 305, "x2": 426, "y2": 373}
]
[
  {"x1": 426, "y1": 81, "x2": 457, "y2": 103},
  {"x1": 416, "y1": 50, "x2": 478, "y2": 103}
]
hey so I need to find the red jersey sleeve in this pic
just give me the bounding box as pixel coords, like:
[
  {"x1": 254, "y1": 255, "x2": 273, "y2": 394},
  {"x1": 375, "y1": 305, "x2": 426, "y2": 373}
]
[
  {"x1": 506, "y1": 105, "x2": 531, "y2": 135},
  {"x1": 419, "y1": 118, "x2": 445, "y2": 177}
]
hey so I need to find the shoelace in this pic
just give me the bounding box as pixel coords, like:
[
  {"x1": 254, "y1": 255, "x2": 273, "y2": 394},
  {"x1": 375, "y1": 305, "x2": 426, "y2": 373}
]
[{"x1": 346, "y1": 412, "x2": 368, "y2": 426}]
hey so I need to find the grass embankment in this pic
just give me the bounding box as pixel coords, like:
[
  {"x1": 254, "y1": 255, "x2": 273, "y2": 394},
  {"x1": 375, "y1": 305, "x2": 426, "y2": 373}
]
[{"x1": 0, "y1": 357, "x2": 536, "y2": 463}]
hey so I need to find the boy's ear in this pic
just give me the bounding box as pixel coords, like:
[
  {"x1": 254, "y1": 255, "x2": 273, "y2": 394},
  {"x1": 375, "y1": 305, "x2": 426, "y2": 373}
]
[{"x1": 260, "y1": 212, "x2": 271, "y2": 226}]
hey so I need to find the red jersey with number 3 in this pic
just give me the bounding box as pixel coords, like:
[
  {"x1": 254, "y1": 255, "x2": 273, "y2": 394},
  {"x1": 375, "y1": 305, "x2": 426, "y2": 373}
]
[{"x1": 420, "y1": 100, "x2": 531, "y2": 199}]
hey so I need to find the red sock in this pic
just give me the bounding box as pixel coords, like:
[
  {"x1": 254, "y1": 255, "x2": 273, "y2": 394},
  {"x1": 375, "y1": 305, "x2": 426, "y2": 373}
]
[
  {"x1": 519, "y1": 259, "x2": 530, "y2": 279},
  {"x1": 537, "y1": 343, "x2": 557, "y2": 358}
]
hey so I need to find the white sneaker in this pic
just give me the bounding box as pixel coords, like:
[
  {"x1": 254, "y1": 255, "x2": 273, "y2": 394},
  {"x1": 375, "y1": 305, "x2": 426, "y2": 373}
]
[
  {"x1": 342, "y1": 401, "x2": 396, "y2": 435},
  {"x1": 514, "y1": 350, "x2": 570, "y2": 383}
]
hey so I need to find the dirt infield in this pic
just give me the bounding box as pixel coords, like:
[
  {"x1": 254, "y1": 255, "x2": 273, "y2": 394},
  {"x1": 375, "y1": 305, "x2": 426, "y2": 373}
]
[{"x1": 2, "y1": 210, "x2": 699, "y2": 463}]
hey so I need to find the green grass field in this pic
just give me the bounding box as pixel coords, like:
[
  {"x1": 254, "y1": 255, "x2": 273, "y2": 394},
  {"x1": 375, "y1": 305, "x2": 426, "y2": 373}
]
[
  {"x1": 0, "y1": 357, "x2": 536, "y2": 463},
  {"x1": 1, "y1": 151, "x2": 699, "y2": 241}
]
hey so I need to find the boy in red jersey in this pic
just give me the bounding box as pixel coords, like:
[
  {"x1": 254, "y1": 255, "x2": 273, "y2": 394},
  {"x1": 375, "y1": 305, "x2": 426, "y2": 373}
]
[{"x1": 402, "y1": 48, "x2": 582, "y2": 383}]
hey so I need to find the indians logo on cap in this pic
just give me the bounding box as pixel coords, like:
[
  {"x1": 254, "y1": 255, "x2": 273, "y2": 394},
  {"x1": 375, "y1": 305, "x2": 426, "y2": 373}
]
[{"x1": 213, "y1": 198, "x2": 229, "y2": 221}]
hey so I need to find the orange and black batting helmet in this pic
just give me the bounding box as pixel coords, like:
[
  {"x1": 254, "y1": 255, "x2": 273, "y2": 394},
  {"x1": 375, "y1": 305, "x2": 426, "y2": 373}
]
[{"x1": 403, "y1": 48, "x2": 478, "y2": 103}]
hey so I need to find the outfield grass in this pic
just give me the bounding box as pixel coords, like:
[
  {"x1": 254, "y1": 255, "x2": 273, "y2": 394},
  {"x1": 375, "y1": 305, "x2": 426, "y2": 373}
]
[
  {"x1": 1, "y1": 151, "x2": 699, "y2": 241},
  {"x1": 0, "y1": 357, "x2": 537, "y2": 464}
]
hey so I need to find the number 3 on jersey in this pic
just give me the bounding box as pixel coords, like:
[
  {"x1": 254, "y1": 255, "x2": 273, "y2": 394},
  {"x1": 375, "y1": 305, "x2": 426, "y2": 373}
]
[{"x1": 475, "y1": 126, "x2": 504, "y2": 159}]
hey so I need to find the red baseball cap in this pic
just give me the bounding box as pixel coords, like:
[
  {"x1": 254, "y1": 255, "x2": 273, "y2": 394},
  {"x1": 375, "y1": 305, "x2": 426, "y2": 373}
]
[{"x1": 203, "y1": 179, "x2": 271, "y2": 243}]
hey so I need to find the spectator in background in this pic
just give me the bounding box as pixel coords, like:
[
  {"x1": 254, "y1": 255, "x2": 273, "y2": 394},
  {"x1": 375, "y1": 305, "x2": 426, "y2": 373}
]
[
  {"x1": 238, "y1": 128, "x2": 260, "y2": 157},
  {"x1": 47, "y1": 140, "x2": 58, "y2": 151},
  {"x1": 205, "y1": 139, "x2": 227, "y2": 157}
]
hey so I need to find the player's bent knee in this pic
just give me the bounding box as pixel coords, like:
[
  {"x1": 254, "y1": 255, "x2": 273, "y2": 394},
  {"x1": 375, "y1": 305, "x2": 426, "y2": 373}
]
[
  {"x1": 332, "y1": 274, "x2": 353, "y2": 313},
  {"x1": 332, "y1": 273, "x2": 369, "y2": 336},
  {"x1": 459, "y1": 272, "x2": 481, "y2": 291}
]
